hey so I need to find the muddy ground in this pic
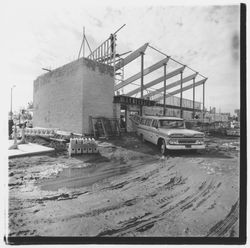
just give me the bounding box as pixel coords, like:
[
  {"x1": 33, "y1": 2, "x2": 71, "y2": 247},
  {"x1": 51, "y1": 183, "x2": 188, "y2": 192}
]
[{"x1": 8, "y1": 133, "x2": 240, "y2": 237}]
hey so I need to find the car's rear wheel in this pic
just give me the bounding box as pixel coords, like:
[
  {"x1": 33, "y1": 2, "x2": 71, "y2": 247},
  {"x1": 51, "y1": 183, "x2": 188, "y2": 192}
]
[{"x1": 160, "y1": 139, "x2": 167, "y2": 155}]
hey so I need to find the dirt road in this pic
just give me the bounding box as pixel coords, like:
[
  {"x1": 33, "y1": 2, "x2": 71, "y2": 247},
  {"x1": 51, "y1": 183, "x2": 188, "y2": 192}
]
[{"x1": 8, "y1": 134, "x2": 240, "y2": 237}]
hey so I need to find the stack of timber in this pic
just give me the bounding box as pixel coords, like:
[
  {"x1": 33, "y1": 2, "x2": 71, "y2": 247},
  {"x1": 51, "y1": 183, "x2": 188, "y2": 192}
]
[{"x1": 90, "y1": 117, "x2": 120, "y2": 139}]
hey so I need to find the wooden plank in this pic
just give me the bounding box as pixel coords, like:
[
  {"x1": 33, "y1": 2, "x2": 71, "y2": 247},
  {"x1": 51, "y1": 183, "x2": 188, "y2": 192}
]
[
  {"x1": 144, "y1": 73, "x2": 198, "y2": 98},
  {"x1": 101, "y1": 119, "x2": 108, "y2": 138},
  {"x1": 125, "y1": 66, "x2": 185, "y2": 97},
  {"x1": 153, "y1": 78, "x2": 207, "y2": 101},
  {"x1": 114, "y1": 43, "x2": 149, "y2": 71},
  {"x1": 114, "y1": 57, "x2": 170, "y2": 91},
  {"x1": 50, "y1": 137, "x2": 66, "y2": 143}
]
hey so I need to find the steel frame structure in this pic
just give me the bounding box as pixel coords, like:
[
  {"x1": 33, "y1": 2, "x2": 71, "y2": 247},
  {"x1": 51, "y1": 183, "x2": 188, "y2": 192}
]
[{"x1": 86, "y1": 26, "x2": 207, "y2": 119}]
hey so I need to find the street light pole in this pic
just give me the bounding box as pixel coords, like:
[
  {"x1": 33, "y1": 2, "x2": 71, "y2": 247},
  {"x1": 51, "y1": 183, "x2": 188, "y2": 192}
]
[{"x1": 10, "y1": 85, "x2": 16, "y2": 120}]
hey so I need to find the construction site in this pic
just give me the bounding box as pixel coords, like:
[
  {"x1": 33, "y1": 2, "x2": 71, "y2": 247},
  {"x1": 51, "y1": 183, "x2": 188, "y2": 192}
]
[{"x1": 7, "y1": 25, "x2": 240, "y2": 240}]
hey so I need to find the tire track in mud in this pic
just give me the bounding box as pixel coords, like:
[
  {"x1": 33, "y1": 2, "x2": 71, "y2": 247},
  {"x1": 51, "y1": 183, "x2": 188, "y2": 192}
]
[
  {"x1": 53, "y1": 175, "x2": 186, "y2": 224},
  {"x1": 97, "y1": 178, "x2": 219, "y2": 236},
  {"x1": 206, "y1": 199, "x2": 239, "y2": 237},
  {"x1": 101, "y1": 163, "x2": 166, "y2": 191}
]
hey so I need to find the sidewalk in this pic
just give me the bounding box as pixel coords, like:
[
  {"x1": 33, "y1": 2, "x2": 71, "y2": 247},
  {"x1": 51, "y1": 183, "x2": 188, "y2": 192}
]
[{"x1": 8, "y1": 140, "x2": 55, "y2": 158}]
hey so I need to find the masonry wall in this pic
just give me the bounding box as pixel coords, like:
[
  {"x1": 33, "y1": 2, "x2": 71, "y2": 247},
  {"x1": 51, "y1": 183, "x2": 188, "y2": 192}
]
[
  {"x1": 81, "y1": 59, "x2": 114, "y2": 133},
  {"x1": 33, "y1": 58, "x2": 114, "y2": 134}
]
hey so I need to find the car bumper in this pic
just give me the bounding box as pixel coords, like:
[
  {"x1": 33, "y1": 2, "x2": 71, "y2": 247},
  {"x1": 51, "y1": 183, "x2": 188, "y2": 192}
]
[{"x1": 166, "y1": 144, "x2": 206, "y2": 150}]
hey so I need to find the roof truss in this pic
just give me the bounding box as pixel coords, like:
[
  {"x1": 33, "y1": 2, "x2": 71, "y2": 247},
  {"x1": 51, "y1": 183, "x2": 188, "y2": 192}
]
[
  {"x1": 125, "y1": 66, "x2": 186, "y2": 97},
  {"x1": 115, "y1": 57, "x2": 170, "y2": 91},
  {"x1": 153, "y1": 78, "x2": 207, "y2": 102},
  {"x1": 144, "y1": 72, "x2": 198, "y2": 98}
]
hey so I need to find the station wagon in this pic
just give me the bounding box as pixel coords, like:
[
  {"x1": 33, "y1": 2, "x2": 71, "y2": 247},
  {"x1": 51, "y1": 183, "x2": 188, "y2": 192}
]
[{"x1": 136, "y1": 115, "x2": 205, "y2": 155}]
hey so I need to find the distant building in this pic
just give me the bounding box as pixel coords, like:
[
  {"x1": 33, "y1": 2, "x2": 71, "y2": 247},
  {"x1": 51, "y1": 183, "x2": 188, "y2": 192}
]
[
  {"x1": 204, "y1": 112, "x2": 230, "y2": 122},
  {"x1": 234, "y1": 109, "x2": 240, "y2": 122}
]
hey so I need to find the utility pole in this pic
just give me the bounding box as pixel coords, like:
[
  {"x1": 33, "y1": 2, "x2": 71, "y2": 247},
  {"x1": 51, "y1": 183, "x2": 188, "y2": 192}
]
[
  {"x1": 10, "y1": 85, "x2": 16, "y2": 120},
  {"x1": 203, "y1": 82, "x2": 205, "y2": 121}
]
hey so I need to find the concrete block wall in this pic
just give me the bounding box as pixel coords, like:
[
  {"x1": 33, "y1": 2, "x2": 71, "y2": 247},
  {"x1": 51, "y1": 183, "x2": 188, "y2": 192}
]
[
  {"x1": 33, "y1": 59, "x2": 84, "y2": 133},
  {"x1": 113, "y1": 103, "x2": 121, "y2": 119},
  {"x1": 33, "y1": 58, "x2": 114, "y2": 134},
  {"x1": 81, "y1": 59, "x2": 114, "y2": 133}
]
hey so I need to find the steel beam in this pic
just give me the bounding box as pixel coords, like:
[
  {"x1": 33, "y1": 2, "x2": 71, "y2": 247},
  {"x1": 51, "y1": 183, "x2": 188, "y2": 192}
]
[
  {"x1": 153, "y1": 78, "x2": 207, "y2": 102},
  {"x1": 144, "y1": 73, "x2": 197, "y2": 98},
  {"x1": 114, "y1": 43, "x2": 149, "y2": 71},
  {"x1": 114, "y1": 57, "x2": 170, "y2": 91},
  {"x1": 126, "y1": 66, "x2": 185, "y2": 97}
]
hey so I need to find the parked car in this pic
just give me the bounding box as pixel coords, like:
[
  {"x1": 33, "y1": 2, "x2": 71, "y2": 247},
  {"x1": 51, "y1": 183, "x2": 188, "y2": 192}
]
[{"x1": 136, "y1": 116, "x2": 205, "y2": 155}]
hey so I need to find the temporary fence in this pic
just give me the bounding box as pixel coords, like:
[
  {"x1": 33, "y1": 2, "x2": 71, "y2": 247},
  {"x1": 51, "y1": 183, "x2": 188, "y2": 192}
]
[{"x1": 68, "y1": 138, "x2": 98, "y2": 156}]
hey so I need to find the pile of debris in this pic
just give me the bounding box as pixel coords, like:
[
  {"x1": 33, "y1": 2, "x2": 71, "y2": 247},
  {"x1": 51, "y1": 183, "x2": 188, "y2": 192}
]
[
  {"x1": 226, "y1": 128, "x2": 240, "y2": 137},
  {"x1": 14, "y1": 127, "x2": 88, "y2": 152},
  {"x1": 185, "y1": 121, "x2": 240, "y2": 137}
]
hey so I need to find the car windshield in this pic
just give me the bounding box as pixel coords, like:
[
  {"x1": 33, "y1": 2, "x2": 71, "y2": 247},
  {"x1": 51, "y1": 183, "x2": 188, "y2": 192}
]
[{"x1": 159, "y1": 120, "x2": 185, "y2": 129}]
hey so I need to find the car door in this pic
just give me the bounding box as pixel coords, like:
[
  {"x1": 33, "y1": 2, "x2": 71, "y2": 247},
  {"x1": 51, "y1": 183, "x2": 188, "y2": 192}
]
[
  {"x1": 139, "y1": 118, "x2": 148, "y2": 140},
  {"x1": 142, "y1": 118, "x2": 150, "y2": 141},
  {"x1": 144, "y1": 119, "x2": 153, "y2": 142},
  {"x1": 150, "y1": 119, "x2": 160, "y2": 144}
]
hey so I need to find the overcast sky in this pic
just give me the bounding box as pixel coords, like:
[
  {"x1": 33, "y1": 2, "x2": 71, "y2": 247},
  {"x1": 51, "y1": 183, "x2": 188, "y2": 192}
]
[{"x1": 2, "y1": 0, "x2": 241, "y2": 115}]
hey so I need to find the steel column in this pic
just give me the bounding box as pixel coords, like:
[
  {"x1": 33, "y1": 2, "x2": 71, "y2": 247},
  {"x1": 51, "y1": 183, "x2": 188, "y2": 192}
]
[
  {"x1": 180, "y1": 71, "x2": 183, "y2": 118},
  {"x1": 193, "y1": 77, "x2": 195, "y2": 119},
  {"x1": 163, "y1": 63, "x2": 167, "y2": 116},
  {"x1": 203, "y1": 82, "x2": 205, "y2": 120},
  {"x1": 140, "y1": 52, "x2": 144, "y2": 98}
]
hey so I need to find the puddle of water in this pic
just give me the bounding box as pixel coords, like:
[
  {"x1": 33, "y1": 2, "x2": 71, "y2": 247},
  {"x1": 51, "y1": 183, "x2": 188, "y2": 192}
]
[{"x1": 40, "y1": 162, "x2": 133, "y2": 191}]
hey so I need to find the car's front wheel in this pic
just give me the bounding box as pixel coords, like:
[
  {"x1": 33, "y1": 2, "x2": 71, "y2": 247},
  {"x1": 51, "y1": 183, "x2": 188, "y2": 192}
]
[
  {"x1": 159, "y1": 139, "x2": 167, "y2": 155},
  {"x1": 140, "y1": 134, "x2": 145, "y2": 142}
]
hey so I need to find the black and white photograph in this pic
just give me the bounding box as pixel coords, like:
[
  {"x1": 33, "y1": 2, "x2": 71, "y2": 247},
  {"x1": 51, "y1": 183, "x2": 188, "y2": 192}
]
[{"x1": 2, "y1": 0, "x2": 246, "y2": 245}]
